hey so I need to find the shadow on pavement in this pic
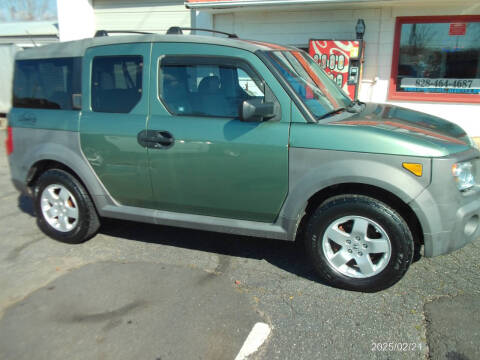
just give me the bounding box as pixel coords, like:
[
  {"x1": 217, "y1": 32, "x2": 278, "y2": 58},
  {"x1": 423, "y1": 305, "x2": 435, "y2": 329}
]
[
  {"x1": 99, "y1": 217, "x2": 321, "y2": 284},
  {"x1": 17, "y1": 194, "x2": 316, "y2": 282},
  {"x1": 18, "y1": 194, "x2": 423, "y2": 284},
  {"x1": 17, "y1": 194, "x2": 35, "y2": 217}
]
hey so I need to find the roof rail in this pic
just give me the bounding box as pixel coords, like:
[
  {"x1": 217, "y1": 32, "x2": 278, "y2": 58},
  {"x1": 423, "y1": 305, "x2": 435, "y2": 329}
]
[
  {"x1": 94, "y1": 30, "x2": 153, "y2": 37},
  {"x1": 166, "y1": 26, "x2": 238, "y2": 38}
]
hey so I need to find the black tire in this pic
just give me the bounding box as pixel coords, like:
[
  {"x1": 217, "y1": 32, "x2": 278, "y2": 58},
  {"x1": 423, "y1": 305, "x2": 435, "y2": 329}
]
[
  {"x1": 305, "y1": 195, "x2": 413, "y2": 292},
  {"x1": 34, "y1": 169, "x2": 100, "y2": 244}
]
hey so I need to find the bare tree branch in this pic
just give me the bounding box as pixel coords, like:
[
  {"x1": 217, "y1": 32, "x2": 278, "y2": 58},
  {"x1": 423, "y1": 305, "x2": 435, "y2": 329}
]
[{"x1": 0, "y1": 0, "x2": 56, "y2": 21}]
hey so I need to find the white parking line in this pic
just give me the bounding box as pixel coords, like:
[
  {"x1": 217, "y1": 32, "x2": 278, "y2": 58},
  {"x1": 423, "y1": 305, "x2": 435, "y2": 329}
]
[{"x1": 235, "y1": 322, "x2": 271, "y2": 360}]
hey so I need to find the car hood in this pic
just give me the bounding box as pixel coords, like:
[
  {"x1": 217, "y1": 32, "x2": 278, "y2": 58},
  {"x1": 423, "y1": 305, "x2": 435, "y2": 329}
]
[
  {"x1": 325, "y1": 103, "x2": 473, "y2": 156},
  {"x1": 290, "y1": 103, "x2": 474, "y2": 157}
]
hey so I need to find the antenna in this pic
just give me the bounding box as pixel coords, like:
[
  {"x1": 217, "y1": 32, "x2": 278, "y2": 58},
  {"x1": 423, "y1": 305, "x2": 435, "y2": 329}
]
[{"x1": 25, "y1": 30, "x2": 38, "y2": 47}]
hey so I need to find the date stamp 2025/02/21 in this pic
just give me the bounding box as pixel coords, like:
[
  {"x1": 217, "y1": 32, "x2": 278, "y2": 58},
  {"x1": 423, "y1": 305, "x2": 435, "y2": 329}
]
[{"x1": 371, "y1": 342, "x2": 423, "y2": 352}]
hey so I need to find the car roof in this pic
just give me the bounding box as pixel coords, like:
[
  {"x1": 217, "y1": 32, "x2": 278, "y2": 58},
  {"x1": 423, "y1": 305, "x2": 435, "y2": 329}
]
[{"x1": 15, "y1": 33, "x2": 297, "y2": 60}]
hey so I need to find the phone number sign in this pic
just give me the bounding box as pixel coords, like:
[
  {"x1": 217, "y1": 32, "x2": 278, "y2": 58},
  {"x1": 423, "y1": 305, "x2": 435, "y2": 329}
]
[{"x1": 400, "y1": 78, "x2": 480, "y2": 94}]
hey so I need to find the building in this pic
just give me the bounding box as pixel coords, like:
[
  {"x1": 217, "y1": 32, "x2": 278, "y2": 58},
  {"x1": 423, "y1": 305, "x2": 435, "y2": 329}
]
[
  {"x1": 56, "y1": 0, "x2": 480, "y2": 138},
  {"x1": 0, "y1": 21, "x2": 58, "y2": 47},
  {"x1": 56, "y1": 0, "x2": 191, "y2": 41}
]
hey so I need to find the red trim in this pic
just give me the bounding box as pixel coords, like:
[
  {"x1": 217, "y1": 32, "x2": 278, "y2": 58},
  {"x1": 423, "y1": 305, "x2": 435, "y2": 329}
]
[
  {"x1": 5, "y1": 126, "x2": 13, "y2": 156},
  {"x1": 335, "y1": 120, "x2": 466, "y2": 145},
  {"x1": 388, "y1": 15, "x2": 480, "y2": 104},
  {"x1": 242, "y1": 39, "x2": 288, "y2": 50},
  {"x1": 187, "y1": 0, "x2": 234, "y2": 2}
]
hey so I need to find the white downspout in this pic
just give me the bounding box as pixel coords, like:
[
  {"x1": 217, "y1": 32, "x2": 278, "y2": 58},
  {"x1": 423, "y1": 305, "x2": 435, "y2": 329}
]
[{"x1": 57, "y1": 0, "x2": 96, "y2": 41}]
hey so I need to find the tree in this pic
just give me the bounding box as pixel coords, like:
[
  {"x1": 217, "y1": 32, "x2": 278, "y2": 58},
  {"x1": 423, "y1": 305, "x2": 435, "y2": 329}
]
[
  {"x1": 407, "y1": 23, "x2": 436, "y2": 50},
  {"x1": 0, "y1": 0, "x2": 56, "y2": 21}
]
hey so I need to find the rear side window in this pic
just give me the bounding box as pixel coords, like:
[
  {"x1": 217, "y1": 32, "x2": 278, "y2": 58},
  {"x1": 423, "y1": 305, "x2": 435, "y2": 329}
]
[
  {"x1": 13, "y1": 57, "x2": 81, "y2": 110},
  {"x1": 91, "y1": 55, "x2": 143, "y2": 113}
]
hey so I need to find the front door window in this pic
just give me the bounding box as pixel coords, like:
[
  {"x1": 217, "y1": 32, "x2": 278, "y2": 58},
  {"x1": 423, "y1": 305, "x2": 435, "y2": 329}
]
[{"x1": 158, "y1": 57, "x2": 265, "y2": 118}]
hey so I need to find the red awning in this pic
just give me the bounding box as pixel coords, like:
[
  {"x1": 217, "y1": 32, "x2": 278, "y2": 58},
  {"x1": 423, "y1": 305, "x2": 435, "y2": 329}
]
[{"x1": 185, "y1": 0, "x2": 372, "y2": 9}]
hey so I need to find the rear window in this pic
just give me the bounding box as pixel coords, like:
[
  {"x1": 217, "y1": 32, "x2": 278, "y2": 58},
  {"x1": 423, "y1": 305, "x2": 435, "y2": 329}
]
[{"x1": 13, "y1": 57, "x2": 81, "y2": 110}]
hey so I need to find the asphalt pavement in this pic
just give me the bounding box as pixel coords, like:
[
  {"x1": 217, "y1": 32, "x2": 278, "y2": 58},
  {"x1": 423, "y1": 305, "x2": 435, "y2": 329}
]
[{"x1": 0, "y1": 130, "x2": 479, "y2": 360}]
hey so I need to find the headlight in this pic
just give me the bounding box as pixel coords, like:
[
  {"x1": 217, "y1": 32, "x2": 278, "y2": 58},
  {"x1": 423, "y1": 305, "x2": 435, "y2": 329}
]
[
  {"x1": 452, "y1": 161, "x2": 475, "y2": 191},
  {"x1": 469, "y1": 137, "x2": 479, "y2": 150}
]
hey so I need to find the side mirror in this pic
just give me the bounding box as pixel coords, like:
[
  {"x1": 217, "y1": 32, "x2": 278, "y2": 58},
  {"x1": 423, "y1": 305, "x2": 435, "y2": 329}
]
[{"x1": 239, "y1": 99, "x2": 275, "y2": 122}]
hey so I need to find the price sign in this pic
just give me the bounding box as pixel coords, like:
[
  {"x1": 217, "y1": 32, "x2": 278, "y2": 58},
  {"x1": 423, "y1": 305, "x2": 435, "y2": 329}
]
[
  {"x1": 449, "y1": 23, "x2": 466, "y2": 36},
  {"x1": 309, "y1": 40, "x2": 362, "y2": 99}
]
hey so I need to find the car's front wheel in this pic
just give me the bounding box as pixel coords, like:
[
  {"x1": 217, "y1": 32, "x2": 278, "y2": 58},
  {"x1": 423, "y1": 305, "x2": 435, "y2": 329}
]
[
  {"x1": 305, "y1": 195, "x2": 413, "y2": 292},
  {"x1": 34, "y1": 169, "x2": 100, "y2": 244}
]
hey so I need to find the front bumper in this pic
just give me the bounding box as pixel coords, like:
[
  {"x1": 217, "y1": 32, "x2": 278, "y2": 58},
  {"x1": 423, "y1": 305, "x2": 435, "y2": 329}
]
[
  {"x1": 410, "y1": 149, "x2": 480, "y2": 257},
  {"x1": 411, "y1": 189, "x2": 480, "y2": 257}
]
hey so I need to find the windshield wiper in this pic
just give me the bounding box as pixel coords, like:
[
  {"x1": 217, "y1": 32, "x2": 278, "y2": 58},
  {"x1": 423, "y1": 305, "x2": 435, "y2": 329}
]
[
  {"x1": 346, "y1": 100, "x2": 366, "y2": 113},
  {"x1": 318, "y1": 107, "x2": 346, "y2": 120},
  {"x1": 318, "y1": 100, "x2": 366, "y2": 120}
]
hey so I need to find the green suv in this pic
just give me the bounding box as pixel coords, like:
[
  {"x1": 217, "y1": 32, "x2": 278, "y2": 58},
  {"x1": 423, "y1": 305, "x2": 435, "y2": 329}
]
[{"x1": 6, "y1": 29, "x2": 480, "y2": 292}]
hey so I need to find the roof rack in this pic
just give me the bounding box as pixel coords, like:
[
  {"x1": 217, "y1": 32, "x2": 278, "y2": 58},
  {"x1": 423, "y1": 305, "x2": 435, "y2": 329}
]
[
  {"x1": 94, "y1": 30, "x2": 153, "y2": 37},
  {"x1": 94, "y1": 28, "x2": 239, "y2": 39},
  {"x1": 166, "y1": 26, "x2": 238, "y2": 38}
]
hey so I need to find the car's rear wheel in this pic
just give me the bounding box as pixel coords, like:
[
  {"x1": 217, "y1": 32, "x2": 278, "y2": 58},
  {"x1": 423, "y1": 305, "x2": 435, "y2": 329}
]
[
  {"x1": 34, "y1": 169, "x2": 100, "y2": 244},
  {"x1": 305, "y1": 195, "x2": 413, "y2": 292}
]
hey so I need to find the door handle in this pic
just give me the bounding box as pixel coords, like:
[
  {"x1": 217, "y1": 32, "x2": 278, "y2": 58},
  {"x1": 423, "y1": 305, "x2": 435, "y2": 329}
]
[
  {"x1": 154, "y1": 131, "x2": 174, "y2": 147},
  {"x1": 137, "y1": 130, "x2": 175, "y2": 149}
]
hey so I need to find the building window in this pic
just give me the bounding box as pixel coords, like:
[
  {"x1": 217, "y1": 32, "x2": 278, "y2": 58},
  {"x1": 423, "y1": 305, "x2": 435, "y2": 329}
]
[
  {"x1": 389, "y1": 16, "x2": 480, "y2": 103},
  {"x1": 91, "y1": 55, "x2": 143, "y2": 113},
  {"x1": 13, "y1": 57, "x2": 81, "y2": 110}
]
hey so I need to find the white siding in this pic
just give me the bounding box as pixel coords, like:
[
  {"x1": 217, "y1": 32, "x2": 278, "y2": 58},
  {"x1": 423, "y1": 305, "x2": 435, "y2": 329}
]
[
  {"x1": 58, "y1": 0, "x2": 95, "y2": 41},
  {"x1": 214, "y1": 8, "x2": 381, "y2": 82},
  {"x1": 0, "y1": 45, "x2": 20, "y2": 114},
  {"x1": 93, "y1": 0, "x2": 191, "y2": 33},
  {"x1": 0, "y1": 20, "x2": 59, "y2": 46},
  {"x1": 213, "y1": 2, "x2": 480, "y2": 136}
]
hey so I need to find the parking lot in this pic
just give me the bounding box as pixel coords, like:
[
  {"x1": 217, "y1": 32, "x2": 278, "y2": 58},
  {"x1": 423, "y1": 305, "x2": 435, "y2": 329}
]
[{"x1": 0, "y1": 129, "x2": 479, "y2": 360}]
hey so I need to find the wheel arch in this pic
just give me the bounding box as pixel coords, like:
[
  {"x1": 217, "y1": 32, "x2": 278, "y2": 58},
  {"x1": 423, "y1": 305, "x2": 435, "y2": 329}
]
[
  {"x1": 287, "y1": 182, "x2": 424, "y2": 252},
  {"x1": 282, "y1": 149, "x2": 430, "y2": 247},
  {"x1": 27, "y1": 159, "x2": 84, "y2": 189},
  {"x1": 23, "y1": 143, "x2": 112, "y2": 211},
  {"x1": 309, "y1": 183, "x2": 421, "y2": 240}
]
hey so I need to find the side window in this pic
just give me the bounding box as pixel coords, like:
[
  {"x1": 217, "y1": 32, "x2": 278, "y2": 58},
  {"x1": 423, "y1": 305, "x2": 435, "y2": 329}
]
[
  {"x1": 13, "y1": 57, "x2": 81, "y2": 110},
  {"x1": 159, "y1": 58, "x2": 265, "y2": 118},
  {"x1": 237, "y1": 68, "x2": 264, "y2": 97},
  {"x1": 91, "y1": 55, "x2": 143, "y2": 113}
]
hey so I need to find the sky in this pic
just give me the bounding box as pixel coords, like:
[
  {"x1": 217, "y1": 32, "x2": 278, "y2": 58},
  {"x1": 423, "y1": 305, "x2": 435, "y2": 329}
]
[{"x1": 0, "y1": 0, "x2": 57, "y2": 22}]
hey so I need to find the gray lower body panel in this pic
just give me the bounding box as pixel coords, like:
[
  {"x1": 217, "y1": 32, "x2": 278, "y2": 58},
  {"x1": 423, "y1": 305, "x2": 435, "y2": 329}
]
[{"x1": 100, "y1": 204, "x2": 289, "y2": 240}]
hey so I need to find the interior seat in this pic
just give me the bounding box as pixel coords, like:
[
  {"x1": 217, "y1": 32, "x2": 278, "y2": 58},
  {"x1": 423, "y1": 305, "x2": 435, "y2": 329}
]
[{"x1": 197, "y1": 76, "x2": 232, "y2": 117}]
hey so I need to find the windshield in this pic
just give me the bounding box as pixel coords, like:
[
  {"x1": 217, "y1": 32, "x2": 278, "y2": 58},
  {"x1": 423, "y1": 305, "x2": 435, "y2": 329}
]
[{"x1": 264, "y1": 50, "x2": 352, "y2": 119}]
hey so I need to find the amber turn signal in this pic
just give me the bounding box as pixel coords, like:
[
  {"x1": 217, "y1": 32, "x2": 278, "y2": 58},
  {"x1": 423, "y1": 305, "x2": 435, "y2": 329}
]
[{"x1": 402, "y1": 162, "x2": 422, "y2": 177}]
